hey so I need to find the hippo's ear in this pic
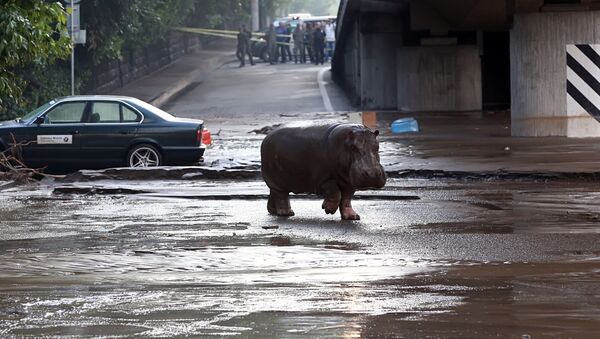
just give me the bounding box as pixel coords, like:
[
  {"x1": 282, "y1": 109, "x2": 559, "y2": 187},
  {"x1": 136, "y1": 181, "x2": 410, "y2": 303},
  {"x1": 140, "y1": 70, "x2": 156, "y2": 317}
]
[
  {"x1": 345, "y1": 130, "x2": 356, "y2": 146},
  {"x1": 346, "y1": 130, "x2": 356, "y2": 140},
  {"x1": 373, "y1": 130, "x2": 380, "y2": 137}
]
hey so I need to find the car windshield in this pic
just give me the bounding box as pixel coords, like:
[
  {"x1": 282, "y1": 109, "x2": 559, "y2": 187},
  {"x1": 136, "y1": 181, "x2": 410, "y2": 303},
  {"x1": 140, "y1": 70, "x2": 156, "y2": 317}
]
[
  {"x1": 131, "y1": 99, "x2": 176, "y2": 121},
  {"x1": 19, "y1": 101, "x2": 53, "y2": 123}
]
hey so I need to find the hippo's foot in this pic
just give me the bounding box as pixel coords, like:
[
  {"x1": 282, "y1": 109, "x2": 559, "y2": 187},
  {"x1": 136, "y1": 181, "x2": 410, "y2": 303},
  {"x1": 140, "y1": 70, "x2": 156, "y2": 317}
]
[
  {"x1": 275, "y1": 208, "x2": 295, "y2": 217},
  {"x1": 268, "y1": 190, "x2": 295, "y2": 217},
  {"x1": 340, "y1": 207, "x2": 360, "y2": 220},
  {"x1": 322, "y1": 199, "x2": 339, "y2": 214}
]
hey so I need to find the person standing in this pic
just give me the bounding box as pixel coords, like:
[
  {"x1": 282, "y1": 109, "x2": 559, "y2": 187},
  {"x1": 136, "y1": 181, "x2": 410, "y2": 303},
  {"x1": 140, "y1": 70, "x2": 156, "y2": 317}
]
[
  {"x1": 312, "y1": 24, "x2": 326, "y2": 65},
  {"x1": 324, "y1": 20, "x2": 336, "y2": 62},
  {"x1": 293, "y1": 23, "x2": 306, "y2": 64},
  {"x1": 305, "y1": 23, "x2": 314, "y2": 64},
  {"x1": 267, "y1": 24, "x2": 278, "y2": 65},
  {"x1": 284, "y1": 23, "x2": 293, "y2": 62},
  {"x1": 275, "y1": 22, "x2": 289, "y2": 63},
  {"x1": 236, "y1": 25, "x2": 254, "y2": 67}
]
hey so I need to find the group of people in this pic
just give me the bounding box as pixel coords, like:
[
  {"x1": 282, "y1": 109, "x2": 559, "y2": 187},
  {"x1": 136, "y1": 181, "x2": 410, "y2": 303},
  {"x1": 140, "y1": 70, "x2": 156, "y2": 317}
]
[
  {"x1": 236, "y1": 20, "x2": 336, "y2": 67},
  {"x1": 268, "y1": 20, "x2": 336, "y2": 65}
]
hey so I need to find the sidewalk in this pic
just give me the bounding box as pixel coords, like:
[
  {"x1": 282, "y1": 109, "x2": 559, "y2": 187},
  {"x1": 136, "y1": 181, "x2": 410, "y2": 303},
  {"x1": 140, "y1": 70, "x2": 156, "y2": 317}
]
[
  {"x1": 376, "y1": 110, "x2": 600, "y2": 176},
  {"x1": 111, "y1": 40, "x2": 236, "y2": 107}
]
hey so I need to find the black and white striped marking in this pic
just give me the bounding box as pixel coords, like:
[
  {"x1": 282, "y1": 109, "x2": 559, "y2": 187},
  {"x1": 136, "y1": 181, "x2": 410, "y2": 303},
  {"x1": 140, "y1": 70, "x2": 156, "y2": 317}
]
[{"x1": 566, "y1": 44, "x2": 600, "y2": 119}]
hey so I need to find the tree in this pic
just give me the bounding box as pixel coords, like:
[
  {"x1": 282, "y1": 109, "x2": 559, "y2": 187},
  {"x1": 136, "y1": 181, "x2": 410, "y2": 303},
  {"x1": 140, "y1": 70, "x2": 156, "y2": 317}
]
[
  {"x1": 0, "y1": 0, "x2": 71, "y2": 119},
  {"x1": 80, "y1": 0, "x2": 196, "y2": 64},
  {"x1": 273, "y1": 0, "x2": 341, "y2": 17},
  {"x1": 188, "y1": 0, "x2": 251, "y2": 29},
  {"x1": 287, "y1": 0, "x2": 340, "y2": 16}
]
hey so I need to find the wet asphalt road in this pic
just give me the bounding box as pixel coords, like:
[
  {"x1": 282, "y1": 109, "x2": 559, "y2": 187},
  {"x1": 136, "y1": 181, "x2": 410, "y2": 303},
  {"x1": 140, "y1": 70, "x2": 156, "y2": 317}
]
[{"x1": 1, "y1": 62, "x2": 599, "y2": 337}]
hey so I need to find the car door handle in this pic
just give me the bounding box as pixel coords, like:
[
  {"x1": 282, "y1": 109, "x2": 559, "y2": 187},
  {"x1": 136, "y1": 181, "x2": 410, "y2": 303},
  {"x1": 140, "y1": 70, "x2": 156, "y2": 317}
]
[{"x1": 119, "y1": 131, "x2": 130, "y2": 135}]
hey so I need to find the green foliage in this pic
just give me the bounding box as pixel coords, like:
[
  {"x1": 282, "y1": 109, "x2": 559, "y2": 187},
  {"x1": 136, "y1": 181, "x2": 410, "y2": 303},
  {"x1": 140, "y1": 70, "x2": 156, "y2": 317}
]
[
  {"x1": 0, "y1": 0, "x2": 71, "y2": 119},
  {"x1": 285, "y1": 0, "x2": 341, "y2": 16},
  {"x1": 188, "y1": 0, "x2": 251, "y2": 29},
  {"x1": 81, "y1": 0, "x2": 195, "y2": 64}
]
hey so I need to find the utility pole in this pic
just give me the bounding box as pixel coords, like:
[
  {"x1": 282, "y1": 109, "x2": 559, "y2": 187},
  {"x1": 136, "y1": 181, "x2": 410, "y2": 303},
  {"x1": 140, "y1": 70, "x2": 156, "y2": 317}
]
[
  {"x1": 251, "y1": 0, "x2": 259, "y2": 31},
  {"x1": 70, "y1": 0, "x2": 74, "y2": 96},
  {"x1": 67, "y1": 0, "x2": 82, "y2": 96}
]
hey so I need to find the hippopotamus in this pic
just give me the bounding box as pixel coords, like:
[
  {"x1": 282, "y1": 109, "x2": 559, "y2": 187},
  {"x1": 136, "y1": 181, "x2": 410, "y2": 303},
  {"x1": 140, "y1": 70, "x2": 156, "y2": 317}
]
[{"x1": 260, "y1": 122, "x2": 386, "y2": 220}]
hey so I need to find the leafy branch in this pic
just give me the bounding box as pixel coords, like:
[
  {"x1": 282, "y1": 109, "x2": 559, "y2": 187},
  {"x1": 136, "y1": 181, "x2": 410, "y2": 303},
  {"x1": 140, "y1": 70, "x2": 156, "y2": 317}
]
[{"x1": 0, "y1": 0, "x2": 71, "y2": 116}]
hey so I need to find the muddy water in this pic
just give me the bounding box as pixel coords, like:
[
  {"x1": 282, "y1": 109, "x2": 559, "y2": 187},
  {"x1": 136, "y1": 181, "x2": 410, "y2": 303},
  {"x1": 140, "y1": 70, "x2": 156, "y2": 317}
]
[{"x1": 0, "y1": 179, "x2": 599, "y2": 337}]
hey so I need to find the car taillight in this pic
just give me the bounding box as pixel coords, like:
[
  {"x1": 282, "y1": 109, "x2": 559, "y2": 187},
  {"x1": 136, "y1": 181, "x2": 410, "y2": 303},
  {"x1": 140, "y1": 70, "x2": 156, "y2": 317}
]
[
  {"x1": 201, "y1": 128, "x2": 212, "y2": 146},
  {"x1": 196, "y1": 129, "x2": 202, "y2": 144}
]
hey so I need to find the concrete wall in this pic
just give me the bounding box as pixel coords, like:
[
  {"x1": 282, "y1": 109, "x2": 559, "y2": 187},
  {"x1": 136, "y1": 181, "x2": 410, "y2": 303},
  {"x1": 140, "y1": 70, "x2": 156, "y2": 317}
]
[
  {"x1": 336, "y1": 20, "x2": 361, "y2": 107},
  {"x1": 360, "y1": 33, "x2": 399, "y2": 109},
  {"x1": 511, "y1": 11, "x2": 600, "y2": 137},
  {"x1": 397, "y1": 46, "x2": 482, "y2": 112}
]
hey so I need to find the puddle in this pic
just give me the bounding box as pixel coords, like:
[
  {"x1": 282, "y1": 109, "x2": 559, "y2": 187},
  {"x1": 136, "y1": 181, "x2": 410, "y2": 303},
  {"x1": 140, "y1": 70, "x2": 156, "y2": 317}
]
[{"x1": 1, "y1": 179, "x2": 600, "y2": 336}]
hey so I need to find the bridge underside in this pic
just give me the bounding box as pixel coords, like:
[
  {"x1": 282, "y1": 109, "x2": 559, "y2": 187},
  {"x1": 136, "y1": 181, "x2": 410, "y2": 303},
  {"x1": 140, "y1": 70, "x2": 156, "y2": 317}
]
[{"x1": 333, "y1": 0, "x2": 600, "y2": 137}]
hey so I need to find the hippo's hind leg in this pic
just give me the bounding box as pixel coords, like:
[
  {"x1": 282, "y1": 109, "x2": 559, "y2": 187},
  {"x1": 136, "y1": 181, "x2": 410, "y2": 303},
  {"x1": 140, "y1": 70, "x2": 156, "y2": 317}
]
[
  {"x1": 267, "y1": 194, "x2": 277, "y2": 215},
  {"x1": 268, "y1": 189, "x2": 295, "y2": 217},
  {"x1": 339, "y1": 189, "x2": 360, "y2": 220},
  {"x1": 321, "y1": 180, "x2": 341, "y2": 215}
]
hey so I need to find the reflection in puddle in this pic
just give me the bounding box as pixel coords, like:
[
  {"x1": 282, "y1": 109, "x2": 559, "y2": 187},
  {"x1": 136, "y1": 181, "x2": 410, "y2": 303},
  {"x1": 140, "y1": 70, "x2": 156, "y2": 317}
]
[
  {"x1": 2, "y1": 180, "x2": 600, "y2": 337},
  {"x1": 2, "y1": 277, "x2": 463, "y2": 337}
]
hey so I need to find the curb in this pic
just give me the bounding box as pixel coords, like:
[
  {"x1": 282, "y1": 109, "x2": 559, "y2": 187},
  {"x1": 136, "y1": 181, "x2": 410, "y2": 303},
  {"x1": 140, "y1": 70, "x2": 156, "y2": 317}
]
[
  {"x1": 59, "y1": 167, "x2": 600, "y2": 183},
  {"x1": 149, "y1": 54, "x2": 237, "y2": 108}
]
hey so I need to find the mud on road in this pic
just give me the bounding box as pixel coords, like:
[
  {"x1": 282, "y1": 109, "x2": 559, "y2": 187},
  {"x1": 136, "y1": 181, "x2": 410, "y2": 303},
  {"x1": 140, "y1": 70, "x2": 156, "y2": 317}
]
[{"x1": 0, "y1": 177, "x2": 599, "y2": 337}]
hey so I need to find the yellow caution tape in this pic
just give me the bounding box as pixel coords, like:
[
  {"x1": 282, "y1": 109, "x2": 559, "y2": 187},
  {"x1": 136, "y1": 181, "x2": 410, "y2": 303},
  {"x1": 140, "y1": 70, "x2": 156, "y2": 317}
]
[{"x1": 173, "y1": 27, "x2": 295, "y2": 46}]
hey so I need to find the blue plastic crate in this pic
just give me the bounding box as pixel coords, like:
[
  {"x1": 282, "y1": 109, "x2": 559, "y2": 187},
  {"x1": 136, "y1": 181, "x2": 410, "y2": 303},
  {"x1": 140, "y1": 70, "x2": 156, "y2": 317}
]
[{"x1": 391, "y1": 118, "x2": 419, "y2": 133}]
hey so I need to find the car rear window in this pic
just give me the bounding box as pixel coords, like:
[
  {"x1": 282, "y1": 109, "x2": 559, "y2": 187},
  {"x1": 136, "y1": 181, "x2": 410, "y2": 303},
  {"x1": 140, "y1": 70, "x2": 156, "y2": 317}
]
[
  {"x1": 129, "y1": 99, "x2": 175, "y2": 121},
  {"x1": 88, "y1": 102, "x2": 142, "y2": 123},
  {"x1": 91, "y1": 102, "x2": 120, "y2": 123}
]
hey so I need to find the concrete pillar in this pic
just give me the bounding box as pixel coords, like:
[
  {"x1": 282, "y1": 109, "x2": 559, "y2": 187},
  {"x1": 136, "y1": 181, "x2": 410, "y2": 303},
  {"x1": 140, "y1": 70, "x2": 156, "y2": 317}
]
[
  {"x1": 251, "y1": 0, "x2": 259, "y2": 31},
  {"x1": 333, "y1": 19, "x2": 361, "y2": 107},
  {"x1": 511, "y1": 11, "x2": 600, "y2": 137},
  {"x1": 397, "y1": 46, "x2": 482, "y2": 112},
  {"x1": 359, "y1": 33, "x2": 399, "y2": 110}
]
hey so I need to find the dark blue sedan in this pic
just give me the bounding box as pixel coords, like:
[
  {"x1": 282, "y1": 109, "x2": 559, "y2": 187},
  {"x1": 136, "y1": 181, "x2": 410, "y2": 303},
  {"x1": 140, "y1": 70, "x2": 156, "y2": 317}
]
[{"x1": 0, "y1": 95, "x2": 207, "y2": 170}]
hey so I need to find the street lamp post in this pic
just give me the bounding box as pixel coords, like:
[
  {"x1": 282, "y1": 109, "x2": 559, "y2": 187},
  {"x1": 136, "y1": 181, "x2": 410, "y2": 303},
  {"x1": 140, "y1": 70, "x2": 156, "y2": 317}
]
[
  {"x1": 67, "y1": 0, "x2": 81, "y2": 96},
  {"x1": 70, "y1": 0, "x2": 74, "y2": 96},
  {"x1": 251, "y1": 0, "x2": 259, "y2": 32}
]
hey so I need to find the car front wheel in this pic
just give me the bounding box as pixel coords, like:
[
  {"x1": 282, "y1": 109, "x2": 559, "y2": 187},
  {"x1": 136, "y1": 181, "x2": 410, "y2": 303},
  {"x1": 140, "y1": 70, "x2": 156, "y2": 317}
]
[{"x1": 127, "y1": 144, "x2": 162, "y2": 168}]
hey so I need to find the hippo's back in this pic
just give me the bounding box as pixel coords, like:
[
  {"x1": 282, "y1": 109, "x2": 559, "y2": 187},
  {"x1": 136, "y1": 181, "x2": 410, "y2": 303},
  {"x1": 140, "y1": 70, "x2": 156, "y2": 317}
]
[{"x1": 261, "y1": 122, "x2": 341, "y2": 193}]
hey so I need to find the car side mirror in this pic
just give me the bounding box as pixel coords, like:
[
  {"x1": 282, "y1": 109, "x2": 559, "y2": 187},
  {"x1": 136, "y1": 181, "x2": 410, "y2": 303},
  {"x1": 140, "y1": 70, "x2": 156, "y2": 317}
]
[{"x1": 34, "y1": 116, "x2": 45, "y2": 125}]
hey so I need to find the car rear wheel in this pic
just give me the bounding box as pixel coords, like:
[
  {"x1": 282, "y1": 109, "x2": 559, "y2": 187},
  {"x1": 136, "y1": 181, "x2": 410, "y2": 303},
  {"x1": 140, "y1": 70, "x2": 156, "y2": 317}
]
[{"x1": 127, "y1": 144, "x2": 162, "y2": 168}]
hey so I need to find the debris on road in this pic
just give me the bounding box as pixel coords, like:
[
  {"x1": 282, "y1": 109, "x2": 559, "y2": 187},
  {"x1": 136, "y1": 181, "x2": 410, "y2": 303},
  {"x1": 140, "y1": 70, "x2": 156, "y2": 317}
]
[
  {"x1": 0, "y1": 138, "x2": 63, "y2": 187},
  {"x1": 250, "y1": 124, "x2": 281, "y2": 134}
]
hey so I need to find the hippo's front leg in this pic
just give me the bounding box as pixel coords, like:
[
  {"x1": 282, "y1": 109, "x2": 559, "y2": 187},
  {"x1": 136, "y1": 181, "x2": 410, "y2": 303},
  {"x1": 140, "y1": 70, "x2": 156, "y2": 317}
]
[
  {"x1": 268, "y1": 189, "x2": 295, "y2": 217},
  {"x1": 321, "y1": 180, "x2": 341, "y2": 215},
  {"x1": 339, "y1": 189, "x2": 359, "y2": 220}
]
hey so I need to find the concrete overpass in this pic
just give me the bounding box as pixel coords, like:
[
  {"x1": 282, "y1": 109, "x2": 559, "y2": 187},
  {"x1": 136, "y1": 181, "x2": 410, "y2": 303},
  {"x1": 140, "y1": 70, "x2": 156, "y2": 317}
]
[{"x1": 332, "y1": 0, "x2": 600, "y2": 137}]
